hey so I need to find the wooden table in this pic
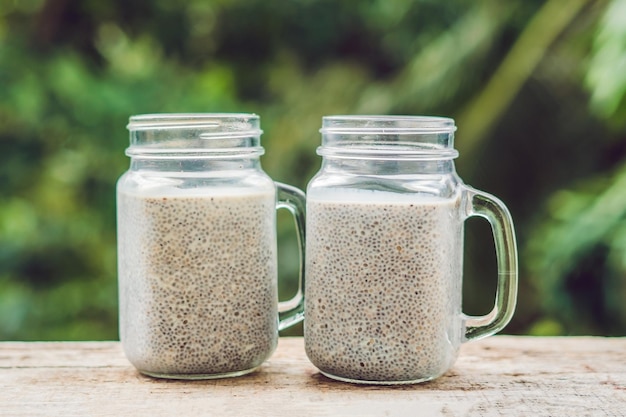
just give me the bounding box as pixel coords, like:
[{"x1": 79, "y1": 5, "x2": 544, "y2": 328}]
[{"x1": 1, "y1": 336, "x2": 624, "y2": 416}]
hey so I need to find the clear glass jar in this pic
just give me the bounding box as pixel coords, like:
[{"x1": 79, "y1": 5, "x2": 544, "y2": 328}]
[
  {"x1": 304, "y1": 115, "x2": 518, "y2": 384},
  {"x1": 117, "y1": 114, "x2": 305, "y2": 379}
]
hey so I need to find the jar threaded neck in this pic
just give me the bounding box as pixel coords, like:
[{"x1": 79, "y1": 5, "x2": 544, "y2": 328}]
[
  {"x1": 126, "y1": 113, "x2": 264, "y2": 159},
  {"x1": 319, "y1": 115, "x2": 458, "y2": 160}
]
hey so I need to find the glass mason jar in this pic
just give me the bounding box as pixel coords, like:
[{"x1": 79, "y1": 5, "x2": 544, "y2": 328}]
[
  {"x1": 304, "y1": 115, "x2": 518, "y2": 385},
  {"x1": 117, "y1": 114, "x2": 305, "y2": 380}
]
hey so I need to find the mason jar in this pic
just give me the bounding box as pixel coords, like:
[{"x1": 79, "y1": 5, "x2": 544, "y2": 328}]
[
  {"x1": 117, "y1": 113, "x2": 305, "y2": 379},
  {"x1": 304, "y1": 115, "x2": 518, "y2": 384}
]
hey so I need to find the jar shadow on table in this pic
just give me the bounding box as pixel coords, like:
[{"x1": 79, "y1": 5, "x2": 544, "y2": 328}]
[
  {"x1": 125, "y1": 362, "x2": 491, "y2": 392},
  {"x1": 304, "y1": 369, "x2": 481, "y2": 392},
  {"x1": 308, "y1": 373, "x2": 415, "y2": 391}
]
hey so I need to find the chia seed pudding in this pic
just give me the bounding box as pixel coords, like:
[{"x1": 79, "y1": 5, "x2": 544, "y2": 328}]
[
  {"x1": 117, "y1": 187, "x2": 278, "y2": 379},
  {"x1": 304, "y1": 188, "x2": 463, "y2": 383}
]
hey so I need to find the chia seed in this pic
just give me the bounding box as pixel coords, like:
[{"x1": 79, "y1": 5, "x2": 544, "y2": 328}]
[
  {"x1": 117, "y1": 188, "x2": 278, "y2": 378},
  {"x1": 304, "y1": 189, "x2": 463, "y2": 383}
]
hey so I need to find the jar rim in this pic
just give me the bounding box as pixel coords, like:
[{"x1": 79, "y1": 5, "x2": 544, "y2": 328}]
[
  {"x1": 127, "y1": 113, "x2": 262, "y2": 135},
  {"x1": 320, "y1": 115, "x2": 456, "y2": 134}
]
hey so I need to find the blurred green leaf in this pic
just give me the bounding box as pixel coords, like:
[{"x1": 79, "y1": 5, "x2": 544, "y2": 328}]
[{"x1": 586, "y1": 0, "x2": 626, "y2": 125}]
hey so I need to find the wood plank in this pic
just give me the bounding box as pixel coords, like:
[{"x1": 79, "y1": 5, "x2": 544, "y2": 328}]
[{"x1": 0, "y1": 337, "x2": 624, "y2": 416}]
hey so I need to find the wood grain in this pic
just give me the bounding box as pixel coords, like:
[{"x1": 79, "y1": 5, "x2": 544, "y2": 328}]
[{"x1": 0, "y1": 337, "x2": 624, "y2": 416}]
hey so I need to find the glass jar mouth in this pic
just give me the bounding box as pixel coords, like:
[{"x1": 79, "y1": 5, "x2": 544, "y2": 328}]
[
  {"x1": 318, "y1": 115, "x2": 458, "y2": 160},
  {"x1": 127, "y1": 113, "x2": 263, "y2": 134},
  {"x1": 126, "y1": 113, "x2": 264, "y2": 158},
  {"x1": 320, "y1": 115, "x2": 457, "y2": 134}
]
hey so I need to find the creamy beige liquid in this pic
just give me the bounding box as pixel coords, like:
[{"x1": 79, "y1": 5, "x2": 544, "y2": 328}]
[
  {"x1": 117, "y1": 187, "x2": 278, "y2": 378},
  {"x1": 305, "y1": 189, "x2": 463, "y2": 383}
]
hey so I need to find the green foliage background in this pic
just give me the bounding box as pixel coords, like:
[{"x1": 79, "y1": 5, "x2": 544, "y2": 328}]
[{"x1": 1, "y1": 0, "x2": 625, "y2": 340}]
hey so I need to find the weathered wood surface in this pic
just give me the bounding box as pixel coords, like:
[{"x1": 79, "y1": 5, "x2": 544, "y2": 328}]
[{"x1": 0, "y1": 336, "x2": 624, "y2": 416}]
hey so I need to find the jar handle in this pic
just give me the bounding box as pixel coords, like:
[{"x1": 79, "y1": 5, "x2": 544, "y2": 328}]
[
  {"x1": 462, "y1": 186, "x2": 518, "y2": 341},
  {"x1": 275, "y1": 182, "x2": 306, "y2": 331}
]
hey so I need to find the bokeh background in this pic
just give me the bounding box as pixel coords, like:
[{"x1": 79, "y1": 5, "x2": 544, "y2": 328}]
[{"x1": 1, "y1": 0, "x2": 625, "y2": 340}]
